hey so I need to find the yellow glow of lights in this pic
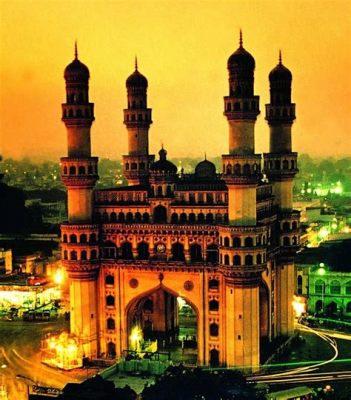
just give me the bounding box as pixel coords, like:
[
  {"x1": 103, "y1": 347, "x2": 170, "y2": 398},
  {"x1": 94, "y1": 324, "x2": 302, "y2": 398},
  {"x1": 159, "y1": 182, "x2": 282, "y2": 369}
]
[
  {"x1": 130, "y1": 326, "x2": 142, "y2": 352},
  {"x1": 54, "y1": 269, "x2": 64, "y2": 285},
  {"x1": 292, "y1": 296, "x2": 306, "y2": 317}
]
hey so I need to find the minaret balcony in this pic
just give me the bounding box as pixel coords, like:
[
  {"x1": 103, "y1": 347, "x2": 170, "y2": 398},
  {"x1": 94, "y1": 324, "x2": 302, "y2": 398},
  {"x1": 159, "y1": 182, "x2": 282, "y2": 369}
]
[
  {"x1": 123, "y1": 108, "x2": 152, "y2": 126},
  {"x1": 224, "y1": 95, "x2": 260, "y2": 120},
  {"x1": 265, "y1": 104, "x2": 295, "y2": 123},
  {"x1": 62, "y1": 103, "x2": 95, "y2": 124},
  {"x1": 222, "y1": 154, "x2": 261, "y2": 184},
  {"x1": 263, "y1": 153, "x2": 298, "y2": 179},
  {"x1": 60, "y1": 157, "x2": 99, "y2": 186}
]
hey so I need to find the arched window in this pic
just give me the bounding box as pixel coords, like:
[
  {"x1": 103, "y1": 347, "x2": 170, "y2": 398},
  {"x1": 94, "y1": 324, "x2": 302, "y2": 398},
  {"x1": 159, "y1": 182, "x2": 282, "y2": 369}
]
[
  {"x1": 126, "y1": 163, "x2": 130, "y2": 171},
  {"x1": 118, "y1": 212, "x2": 125, "y2": 222},
  {"x1": 297, "y1": 275, "x2": 303, "y2": 294},
  {"x1": 142, "y1": 212, "x2": 150, "y2": 223},
  {"x1": 198, "y1": 213, "x2": 205, "y2": 224},
  {"x1": 69, "y1": 166, "x2": 76, "y2": 175},
  {"x1": 62, "y1": 234, "x2": 67, "y2": 243},
  {"x1": 80, "y1": 234, "x2": 87, "y2": 243},
  {"x1": 180, "y1": 213, "x2": 187, "y2": 223},
  {"x1": 283, "y1": 237, "x2": 290, "y2": 246},
  {"x1": 234, "y1": 101, "x2": 240, "y2": 111},
  {"x1": 244, "y1": 237, "x2": 253, "y2": 247},
  {"x1": 345, "y1": 281, "x2": 351, "y2": 295},
  {"x1": 70, "y1": 251, "x2": 77, "y2": 260},
  {"x1": 171, "y1": 213, "x2": 178, "y2": 224},
  {"x1": 143, "y1": 299, "x2": 153, "y2": 313},
  {"x1": 224, "y1": 255, "x2": 230, "y2": 265},
  {"x1": 223, "y1": 237, "x2": 230, "y2": 247},
  {"x1": 315, "y1": 279, "x2": 325, "y2": 294},
  {"x1": 81, "y1": 250, "x2": 87, "y2": 261},
  {"x1": 282, "y1": 160, "x2": 289, "y2": 169},
  {"x1": 215, "y1": 213, "x2": 222, "y2": 223},
  {"x1": 90, "y1": 249, "x2": 97, "y2": 260},
  {"x1": 110, "y1": 212, "x2": 117, "y2": 222},
  {"x1": 171, "y1": 243, "x2": 185, "y2": 261},
  {"x1": 137, "y1": 242, "x2": 149, "y2": 260},
  {"x1": 206, "y1": 244, "x2": 218, "y2": 263},
  {"x1": 243, "y1": 164, "x2": 251, "y2": 175},
  {"x1": 102, "y1": 212, "x2": 109, "y2": 222},
  {"x1": 121, "y1": 242, "x2": 133, "y2": 260},
  {"x1": 245, "y1": 255, "x2": 253, "y2": 265},
  {"x1": 107, "y1": 342, "x2": 116, "y2": 358},
  {"x1": 234, "y1": 163, "x2": 241, "y2": 175},
  {"x1": 282, "y1": 221, "x2": 290, "y2": 231},
  {"x1": 107, "y1": 318, "x2": 115, "y2": 330},
  {"x1": 153, "y1": 205, "x2": 167, "y2": 223},
  {"x1": 292, "y1": 236, "x2": 298, "y2": 245},
  {"x1": 330, "y1": 280, "x2": 341, "y2": 295},
  {"x1": 106, "y1": 295, "x2": 115, "y2": 307},
  {"x1": 88, "y1": 165, "x2": 93, "y2": 175},
  {"x1": 209, "y1": 300, "x2": 219, "y2": 312},
  {"x1": 190, "y1": 244, "x2": 202, "y2": 262},
  {"x1": 315, "y1": 300, "x2": 323, "y2": 312},
  {"x1": 232, "y1": 237, "x2": 241, "y2": 247},
  {"x1": 90, "y1": 233, "x2": 97, "y2": 243},
  {"x1": 233, "y1": 255, "x2": 241, "y2": 266},
  {"x1": 209, "y1": 323, "x2": 219, "y2": 337},
  {"x1": 157, "y1": 186, "x2": 163, "y2": 197},
  {"x1": 135, "y1": 212, "x2": 141, "y2": 222},
  {"x1": 105, "y1": 275, "x2": 114, "y2": 285},
  {"x1": 63, "y1": 166, "x2": 68, "y2": 175},
  {"x1": 189, "y1": 213, "x2": 196, "y2": 223},
  {"x1": 78, "y1": 166, "x2": 85, "y2": 175},
  {"x1": 209, "y1": 349, "x2": 219, "y2": 367},
  {"x1": 209, "y1": 279, "x2": 219, "y2": 290},
  {"x1": 63, "y1": 250, "x2": 68, "y2": 260},
  {"x1": 292, "y1": 221, "x2": 298, "y2": 230},
  {"x1": 126, "y1": 212, "x2": 133, "y2": 223},
  {"x1": 346, "y1": 302, "x2": 351, "y2": 313},
  {"x1": 226, "y1": 164, "x2": 232, "y2": 175},
  {"x1": 256, "y1": 254, "x2": 262, "y2": 264},
  {"x1": 206, "y1": 213, "x2": 214, "y2": 224},
  {"x1": 69, "y1": 234, "x2": 77, "y2": 243}
]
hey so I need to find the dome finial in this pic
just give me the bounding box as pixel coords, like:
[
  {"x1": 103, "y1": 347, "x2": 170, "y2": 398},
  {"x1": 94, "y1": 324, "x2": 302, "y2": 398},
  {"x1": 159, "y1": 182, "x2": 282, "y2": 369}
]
[
  {"x1": 204, "y1": 152, "x2": 207, "y2": 160},
  {"x1": 279, "y1": 49, "x2": 282, "y2": 65},
  {"x1": 74, "y1": 40, "x2": 78, "y2": 60},
  {"x1": 135, "y1": 55, "x2": 138, "y2": 71},
  {"x1": 239, "y1": 29, "x2": 243, "y2": 48}
]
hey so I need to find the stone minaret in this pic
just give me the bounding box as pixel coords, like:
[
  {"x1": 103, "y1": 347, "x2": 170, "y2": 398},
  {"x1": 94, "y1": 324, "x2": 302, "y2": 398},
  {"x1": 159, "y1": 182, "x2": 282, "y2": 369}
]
[
  {"x1": 123, "y1": 58, "x2": 155, "y2": 185},
  {"x1": 264, "y1": 52, "x2": 299, "y2": 336},
  {"x1": 60, "y1": 44, "x2": 100, "y2": 358},
  {"x1": 220, "y1": 32, "x2": 265, "y2": 371}
]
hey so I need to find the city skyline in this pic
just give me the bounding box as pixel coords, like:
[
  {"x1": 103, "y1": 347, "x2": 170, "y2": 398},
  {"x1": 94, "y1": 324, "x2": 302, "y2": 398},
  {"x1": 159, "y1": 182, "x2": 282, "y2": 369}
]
[{"x1": 1, "y1": 0, "x2": 350, "y2": 160}]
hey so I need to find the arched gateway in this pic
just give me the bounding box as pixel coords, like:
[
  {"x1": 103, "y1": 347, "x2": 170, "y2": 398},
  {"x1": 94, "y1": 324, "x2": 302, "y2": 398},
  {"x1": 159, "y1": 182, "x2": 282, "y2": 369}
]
[{"x1": 61, "y1": 35, "x2": 299, "y2": 372}]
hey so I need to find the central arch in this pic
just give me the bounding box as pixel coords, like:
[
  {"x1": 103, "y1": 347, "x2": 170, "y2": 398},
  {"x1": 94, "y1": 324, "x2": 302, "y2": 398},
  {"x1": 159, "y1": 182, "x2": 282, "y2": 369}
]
[{"x1": 126, "y1": 285, "x2": 199, "y2": 365}]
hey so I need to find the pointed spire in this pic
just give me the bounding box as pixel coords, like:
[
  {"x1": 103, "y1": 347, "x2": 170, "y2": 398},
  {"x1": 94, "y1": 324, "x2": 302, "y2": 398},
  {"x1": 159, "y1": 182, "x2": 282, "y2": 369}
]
[
  {"x1": 239, "y1": 29, "x2": 243, "y2": 48},
  {"x1": 135, "y1": 55, "x2": 138, "y2": 71},
  {"x1": 204, "y1": 152, "x2": 207, "y2": 160},
  {"x1": 74, "y1": 40, "x2": 78, "y2": 60},
  {"x1": 279, "y1": 49, "x2": 282, "y2": 65}
]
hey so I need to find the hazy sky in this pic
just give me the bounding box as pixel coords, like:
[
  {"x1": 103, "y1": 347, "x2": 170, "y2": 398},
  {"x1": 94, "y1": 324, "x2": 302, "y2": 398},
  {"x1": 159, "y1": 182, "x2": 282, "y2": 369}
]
[{"x1": 1, "y1": 0, "x2": 350, "y2": 160}]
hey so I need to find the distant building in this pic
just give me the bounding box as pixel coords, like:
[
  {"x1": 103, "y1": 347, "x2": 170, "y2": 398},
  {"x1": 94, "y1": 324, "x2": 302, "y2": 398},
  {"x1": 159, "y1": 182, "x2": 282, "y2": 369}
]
[
  {"x1": 296, "y1": 239, "x2": 351, "y2": 317},
  {"x1": 60, "y1": 36, "x2": 300, "y2": 370},
  {"x1": 0, "y1": 248, "x2": 12, "y2": 274}
]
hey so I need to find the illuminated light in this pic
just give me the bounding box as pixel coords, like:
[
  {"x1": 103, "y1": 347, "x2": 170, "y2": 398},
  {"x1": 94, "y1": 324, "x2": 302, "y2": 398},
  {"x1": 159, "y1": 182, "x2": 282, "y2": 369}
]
[
  {"x1": 130, "y1": 326, "x2": 142, "y2": 352},
  {"x1": 317, "y1": 265, "x2": 326, "y2": 276},
  {"x1": 344, "y1": 226, "x2": 350, "y2": 233},
  {"x1": 318, "y1": 227, "x2": 329, "y2": 239},
  {"x1": 54, "y1": 269, "x2": 64, "y2": 285},
  {"x1": 306, "y1": 188, "x2": 312, "y2": 194},
  {"x1": 331, "y1": 223, "x2": 337, "y2": 230},
  {"x1": 292, "y1": 296, "x2": 306, "y2": 317}
]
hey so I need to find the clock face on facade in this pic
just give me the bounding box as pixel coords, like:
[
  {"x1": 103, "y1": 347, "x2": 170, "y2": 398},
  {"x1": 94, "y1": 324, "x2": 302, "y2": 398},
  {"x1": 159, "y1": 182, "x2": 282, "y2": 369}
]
[{"x1": 156, "y1": 243, "x2": 166, "y2": 253}]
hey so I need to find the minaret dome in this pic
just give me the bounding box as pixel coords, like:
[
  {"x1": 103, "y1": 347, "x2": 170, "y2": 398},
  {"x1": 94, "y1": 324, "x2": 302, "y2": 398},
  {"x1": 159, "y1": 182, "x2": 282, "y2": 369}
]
[{"x1": 64, "y1": 42, "x2": 90, "y2": 82}]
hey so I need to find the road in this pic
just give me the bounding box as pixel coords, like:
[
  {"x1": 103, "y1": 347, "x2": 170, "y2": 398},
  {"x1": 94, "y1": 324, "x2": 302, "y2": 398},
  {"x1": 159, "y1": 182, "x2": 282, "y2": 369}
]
[{"x1": 0, "y1": 319, "x2": 80, "y2": 399}]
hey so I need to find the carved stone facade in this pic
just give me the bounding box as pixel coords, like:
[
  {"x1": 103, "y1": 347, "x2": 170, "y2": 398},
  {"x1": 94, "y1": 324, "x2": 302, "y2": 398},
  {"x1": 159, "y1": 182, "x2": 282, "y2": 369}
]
[{"x1": 61, "y1": 37, "x2": 299, "y2": 371}]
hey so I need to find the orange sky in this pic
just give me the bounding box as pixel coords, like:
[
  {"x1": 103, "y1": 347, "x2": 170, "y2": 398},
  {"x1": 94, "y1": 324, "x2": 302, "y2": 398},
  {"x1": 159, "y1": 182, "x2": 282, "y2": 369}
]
[{"x1": 1, "y1": 0, "x2": 350, "y2": 160}]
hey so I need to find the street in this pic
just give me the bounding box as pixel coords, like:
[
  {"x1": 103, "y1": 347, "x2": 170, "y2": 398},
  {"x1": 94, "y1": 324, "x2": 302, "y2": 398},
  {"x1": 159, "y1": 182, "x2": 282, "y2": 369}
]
[{"x1": 0, "y1": 319, "x2": 79, "y2": 399}]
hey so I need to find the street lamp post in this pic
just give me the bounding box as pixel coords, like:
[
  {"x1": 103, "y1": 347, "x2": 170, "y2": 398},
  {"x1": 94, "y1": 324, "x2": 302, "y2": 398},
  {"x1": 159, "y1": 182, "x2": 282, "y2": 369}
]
[{"x1": 317, "y1": 263, "x2": 326, "y2": 315}]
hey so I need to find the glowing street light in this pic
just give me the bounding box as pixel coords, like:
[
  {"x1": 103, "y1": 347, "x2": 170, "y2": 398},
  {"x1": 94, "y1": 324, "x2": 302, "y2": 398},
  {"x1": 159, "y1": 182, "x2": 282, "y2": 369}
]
[{"x1": 54, "y1": 268, "x2": 64, "y2": 285}]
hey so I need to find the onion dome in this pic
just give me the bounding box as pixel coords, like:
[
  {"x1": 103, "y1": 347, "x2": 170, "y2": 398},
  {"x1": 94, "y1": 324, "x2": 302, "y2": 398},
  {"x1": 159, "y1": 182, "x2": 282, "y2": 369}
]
[
  {"x1": 227, "y1": 30, "x2": 255, "y2": 71},
  {"x1": 195, "y1": 157, "x2": 216, "y2": 179},
  {"x1": 269, "y1": 51, "x2": 292, "y2": 82},
  {"x1": 150, "y1": 147, "x2": 177, "y2": 174},
  {"x1": 64, "y1": 42, "x2": 90, "y2": 82},
  {"x1": 126, "y1": 57, "x2": 148, "y2": 88}
]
